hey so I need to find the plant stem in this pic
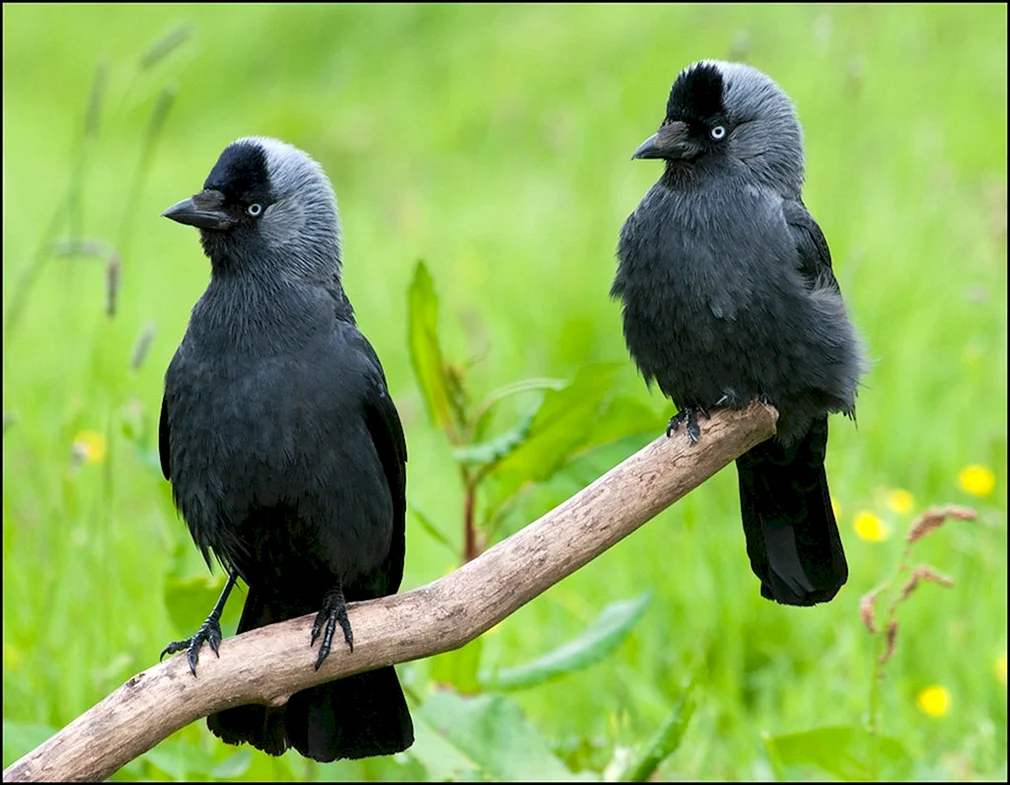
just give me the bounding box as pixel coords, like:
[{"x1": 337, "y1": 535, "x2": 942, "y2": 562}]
[
  {"x1": 868, "y1": 634, "x2": 882, "y2": 780},
  {"x1": 462, "y1": 469, "x2": 478, "y2": 563}
]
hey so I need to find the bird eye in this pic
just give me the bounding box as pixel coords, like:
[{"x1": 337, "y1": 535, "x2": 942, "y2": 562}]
[
  {"x1": 246, "y1": 203, "x2": 263, "y2": 217},
  {"x1": 710, "y1": 125, "x2": 727, "y2": 140}
]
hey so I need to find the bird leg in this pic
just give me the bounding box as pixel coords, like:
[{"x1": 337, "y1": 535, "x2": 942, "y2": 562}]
[
  {"x1": 311, "y1": 583, "x2": 353, "y2": 670},
  {"x1": 666, "y1": 404, "x2": 709, "y2": 443},
  {"x1": 160, "y1": 571, "x2": 238, "y2": 676}
]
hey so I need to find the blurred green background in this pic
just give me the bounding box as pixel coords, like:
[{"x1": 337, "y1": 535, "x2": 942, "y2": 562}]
[{"x1": 3, "y1": 3, "x2": 1006, "y2": 781}]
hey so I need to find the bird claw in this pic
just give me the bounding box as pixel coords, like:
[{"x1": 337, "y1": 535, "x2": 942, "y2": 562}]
[
  {"x1": 666, "y1": 405, "x2": 709, "y2": 444},
  {"x1": 160, "y1": 617, "x2": 223, "y2": 676},
  {"x1": 311, "y1": 587, "x2": 353, "y2": 670}
]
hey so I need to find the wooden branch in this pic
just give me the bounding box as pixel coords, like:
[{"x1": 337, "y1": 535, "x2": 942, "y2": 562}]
[{"x1": 3, "y1": 402, "x2": 776, "y2": 783}]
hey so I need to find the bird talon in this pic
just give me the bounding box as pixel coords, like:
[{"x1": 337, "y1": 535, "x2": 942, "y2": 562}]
[
  {"x1": 160, "y1": 616, "x2": 224, "y2": 677},
  {"x1": 667, "y1": 406, "x2": 704, "y2": 444},
  {"x1": 311, "y1": 586, "x2": 354, "y2": 670}
]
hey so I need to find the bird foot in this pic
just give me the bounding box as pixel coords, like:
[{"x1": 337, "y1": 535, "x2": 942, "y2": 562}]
[
  {"x1": 311, "y1": 586, "x2": 353, "y2": 670},
  {"x1": 666, "y1": 405, "x2": 709, "y2": 443},
  {"x1": 160, "y1": 617, "x2": 223, "y2": 676}
]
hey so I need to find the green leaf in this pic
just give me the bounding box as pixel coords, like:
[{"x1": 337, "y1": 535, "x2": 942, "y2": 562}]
[
  {"x1": 415, "y1": 692, "x2": 585, "y2": 780},
  {"x1": 452, "y1": 408, "x2": 535, "y2": 468},
  {"x1": 618, "y1": 679, "x2": 696, "y2": 781},
  {"x1": 163, "y1": 574, "x2": 241, "y2": 637},
  {"x1": 762, "y1": 725, "x2": 912, "y2": 781},
  {"x1": 407, "y1": 707, "x2": 483, "y2": 781},
  {"x1": 471, "y1": 378, "x2": 566, "y2": 441},
  {"x1": 481, "y1": 593, "x2": 651, "y2": 691},
  {"x1": 138, "y1": 22, "x2": 194, "y2": 70},
  {"x1": 209, "y1": 749, "x2": 253, "y2": 779},
  {"x1": 407, "y1": 260, "x2": 457, "y2": 434},
  {"x1": 577, "y1": 396, "x2": 668, "y2": 453},
  {"x1": 410, "y1": 506, "x2": 457, "y2": 558},
  {"x1": 2, "y1": 722, "x2": 57, "y2": 769},
  {"x1": 133, "y1": 734, "x2": 252, "y2": 780},
  {"x1": 429, "y1": 637, "x2": 484, "y2": 695},
  {"x1": 140, "y1": 740, "x2": 215, "y2": 780},
  {"x1": 485, "y1": 362, "x2": 622, "y2": 513}
]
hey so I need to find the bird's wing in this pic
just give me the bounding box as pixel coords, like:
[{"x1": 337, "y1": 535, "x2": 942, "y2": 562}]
[
  {"x1": 782, "y1": 199, "x2": 840, "y2": 292},
  {"x1": 158, "y1": 394, "x2": 171, "y2": 481},
  {"x1": 351, "y1": 332, "x2": 408, "y2": 594}
]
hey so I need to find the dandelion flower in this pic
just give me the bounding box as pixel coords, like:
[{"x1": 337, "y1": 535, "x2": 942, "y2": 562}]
[
  {"x1": 72, "y1": 430, "x2": 107, "y2": 464},
  {"x1": 885, "y1": 488, "x2": 914, "y2": 515},
  {"x1": 998, "y1": 653, "x2": 1007, "y2": 686},
  {"x1": 854, "y1": 510, "x2": 889, "y2": 542},
  {"x1": 916, "y1": 685, "x2": 950, "y2": 717},
  {"x1": 958, "y1": 465, "x2": 995, "y2": 497}
]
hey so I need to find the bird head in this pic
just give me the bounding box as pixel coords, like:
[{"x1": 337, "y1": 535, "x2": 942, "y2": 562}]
[
  {"x1": 632, "y1": 61, "x2": 805, "y2": 195},
  {"x1": 163, "y1": 137, "x2": 342, "y2": 283}
]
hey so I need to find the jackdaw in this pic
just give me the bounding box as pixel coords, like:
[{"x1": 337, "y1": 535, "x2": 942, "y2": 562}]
[
  {"x1": 611, "y1": 61, "x2": 866, "y2": 606},
  {"x1": 158, "y1": 136, "x2": 413, "y2": 760}
]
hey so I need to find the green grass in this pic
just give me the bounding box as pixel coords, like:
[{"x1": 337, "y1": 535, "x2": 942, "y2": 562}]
[{"x1": 3, "y1": 3, "x2": 1006, "y2": 781}]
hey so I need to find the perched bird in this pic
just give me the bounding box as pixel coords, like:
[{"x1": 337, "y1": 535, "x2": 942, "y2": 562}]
[
  {"x1": 612, "y1": 61, "x2": 866, "y2": 606},
  {"x1": 158, "y1": 136, "x2": 413, "y2": 760}
]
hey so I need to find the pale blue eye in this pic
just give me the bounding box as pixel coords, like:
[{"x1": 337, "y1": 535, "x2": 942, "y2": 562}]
[
  {"x1": 246, "y1": 203, "x2": 263, "y2": 217},
  {"x1": 710, "y1": 125, "x2": 726, "y2": 140}
]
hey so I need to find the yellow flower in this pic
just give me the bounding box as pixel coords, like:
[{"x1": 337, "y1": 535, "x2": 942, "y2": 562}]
[
  {"x1": 854, "y1": 510, "x2": 889, "y2": 542},
  {"x1": 916, "y1": 685, "x2": 950, "y2": 717},
  {"x1": 885, "y1": 488, "x2": 914, "y2": 515},
  {"x1": 958, "y1": 465, "x2": 995, "y2": 497},
  {"x1": 998, "y1": 653, "x2": 1007, "y2": 686},
  {"x1": 72, "y1": 430, "x2": 107, "y2": 464}
]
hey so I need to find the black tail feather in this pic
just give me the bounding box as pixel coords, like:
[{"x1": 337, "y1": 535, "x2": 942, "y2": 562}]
[
  {"x1": 285, "y1": 666, "x2": 412, "y2": 761},
  {"x1": 207, "y1": 590, "x2": 413, "y2": 761},
  {"x1": 735, "y1": 416, "x2": 847, "y2": 606}
]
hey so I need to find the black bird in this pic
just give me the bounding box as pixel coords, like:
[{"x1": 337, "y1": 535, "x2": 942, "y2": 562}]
[
  {"x1": 158, "y1": 136, "x2": 413, "y2": 760},
  {"x1": 612, "y1": 61, "x2": 866, "y2": 606}
]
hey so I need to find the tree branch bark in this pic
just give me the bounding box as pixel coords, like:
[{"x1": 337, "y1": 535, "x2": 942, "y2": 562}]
[{"x1": 3, "y1": 402, "x2": 777, "y2": 783}]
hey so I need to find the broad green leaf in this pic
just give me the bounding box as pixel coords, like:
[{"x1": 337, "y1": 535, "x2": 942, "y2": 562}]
[
  {"x1": 140, "y1": 739, "x2": 216, "y2": 780},
  {"x1": 2, "y1": 722, "x2": 57, "y2": 769},
  {"x1": 577, "y1": 396, "x2": 668, "y2": 453},
  {"x1": 763, "y1": 725, "x2": 912, "y2": 781},
  {"x1": 618, "y1": 679, "x2": 696, "y2": 781},
  {"x1": 485, "y1": 362, "x2": 622, "y2": 512},
  {"x1": 481, "y1": 593, "x2": 651, "y2": 691},
  {"x1": 133, "y1": 732, "x2": 252, "y2": 780},
  {"x1": 407, "y1": 260, "x2": 457, "y2": 434},
  {"x1": 411, "y1": 506, "x2": 457, "y2": 558},
  {"x1": 429, "y1": 637, "x2": 483, "y2": 695},
  {"x1": 452, "y1": 409, "x2": 535, "y2": 468},
  {"x1": 471, "y1": 377, "x2": 566, "y2": 441},
  {"x1": 415, "y1": 691, "x2": 585, "y2": 780},
  {"x1": 209, "y1": 749, "x2": 253, "y2": 779},
  {"x1": 407, "y1": 707, "x2": 483, "y2": 781},
  {"x1": 163, "y1": 574, "x2": 241, "y2": 637}
]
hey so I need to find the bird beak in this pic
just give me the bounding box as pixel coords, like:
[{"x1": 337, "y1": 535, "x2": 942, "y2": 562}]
[
  {"x1": 631, "y1": 121, "x2": 698, "y2": 161},
  {"x1": 162, "y1": 189, "x2": 236, "y2": 231},
  {"x1": 632, "y1": 133, "x2": 663, "y2": 160}
]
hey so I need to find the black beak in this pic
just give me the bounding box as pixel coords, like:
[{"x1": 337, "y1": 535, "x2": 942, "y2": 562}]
[
  {"x1": 631, "y1": 133, "x2": 663, "y2": 160},
  {"x1": 631, "y1": 121, "x2": 698, "y2": 161},
  {"x1": 162, "y1": 189, "x2": 236, "y2": 231}
]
